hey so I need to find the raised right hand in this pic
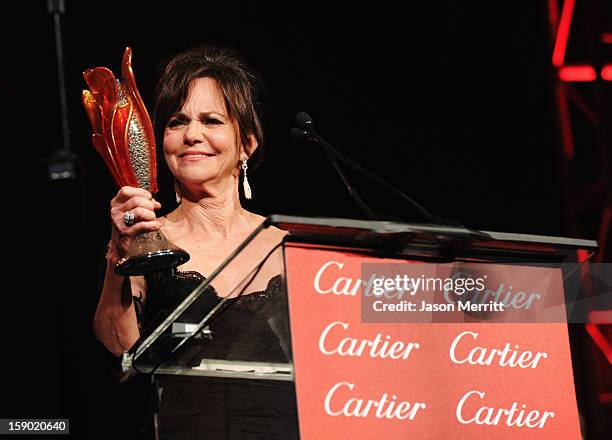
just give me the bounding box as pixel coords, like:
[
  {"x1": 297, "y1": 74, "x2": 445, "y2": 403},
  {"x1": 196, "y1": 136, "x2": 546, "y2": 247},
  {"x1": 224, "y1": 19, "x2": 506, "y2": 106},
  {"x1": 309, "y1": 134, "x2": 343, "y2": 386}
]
[{"x1": 108, "y1": 186, "x2": 162, "y2": 264}]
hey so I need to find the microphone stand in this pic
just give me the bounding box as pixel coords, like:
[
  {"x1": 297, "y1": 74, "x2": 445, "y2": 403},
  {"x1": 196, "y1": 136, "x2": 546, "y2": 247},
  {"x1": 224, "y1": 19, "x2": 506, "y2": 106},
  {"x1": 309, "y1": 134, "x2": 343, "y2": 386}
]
[
  {"x1": 316, "y1": 134, "x2": 378, "y2": 220},
  {"x1": 291, "y1": 116, "x2": 440, "y2": 224},
  {"x1": 46, "y1": 0, "x2": 78, "y2": 181}
]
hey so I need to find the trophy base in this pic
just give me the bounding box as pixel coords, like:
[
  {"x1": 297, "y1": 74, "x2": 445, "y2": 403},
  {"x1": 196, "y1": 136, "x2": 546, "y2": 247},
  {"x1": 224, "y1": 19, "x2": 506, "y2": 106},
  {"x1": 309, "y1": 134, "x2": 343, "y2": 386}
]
[
  {"x1": 116, "y1": 249, "x2": 190, "y2": 275},
  {"x1": 115, "y1": 231, "x2": 190, "y2": 276}
]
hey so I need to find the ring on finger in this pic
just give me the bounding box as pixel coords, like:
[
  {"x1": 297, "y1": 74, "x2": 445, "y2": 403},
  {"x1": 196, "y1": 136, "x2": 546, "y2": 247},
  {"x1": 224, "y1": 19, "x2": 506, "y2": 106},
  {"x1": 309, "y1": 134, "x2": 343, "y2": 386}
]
[{"x1": 123, "y1": 211, "x2": 136, "y2": 227}]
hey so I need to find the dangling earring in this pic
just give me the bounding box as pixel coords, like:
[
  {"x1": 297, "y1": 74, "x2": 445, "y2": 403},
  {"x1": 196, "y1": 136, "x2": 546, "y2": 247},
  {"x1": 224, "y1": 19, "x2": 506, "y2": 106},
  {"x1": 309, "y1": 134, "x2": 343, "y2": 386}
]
[
  {"x1": 174, "y1": 180, "x2": 182, "y2": 204},
  {"x1": 241, "y1": 158, "x2": 252, "y2": 200}
]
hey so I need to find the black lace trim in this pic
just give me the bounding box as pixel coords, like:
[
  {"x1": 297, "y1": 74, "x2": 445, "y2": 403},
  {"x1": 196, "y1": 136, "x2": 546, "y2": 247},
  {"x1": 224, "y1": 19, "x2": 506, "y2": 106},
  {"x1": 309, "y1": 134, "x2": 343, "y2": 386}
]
[{"x1": 170, "y1": 268, "x2": 283, "y2": 305}]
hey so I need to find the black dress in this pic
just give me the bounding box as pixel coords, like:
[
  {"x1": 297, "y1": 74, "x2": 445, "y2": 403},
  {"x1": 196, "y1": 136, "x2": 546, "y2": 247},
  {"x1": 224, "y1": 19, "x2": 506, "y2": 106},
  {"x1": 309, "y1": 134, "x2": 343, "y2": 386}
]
[{"x1": 137, "y1": 268, "x2": 299, "y2": 440}]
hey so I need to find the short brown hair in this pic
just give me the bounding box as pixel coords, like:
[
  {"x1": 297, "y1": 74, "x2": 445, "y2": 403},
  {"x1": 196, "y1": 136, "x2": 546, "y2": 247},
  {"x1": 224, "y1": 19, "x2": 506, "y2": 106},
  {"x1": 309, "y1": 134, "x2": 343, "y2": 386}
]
[{"x1": 153, "y1": 44, "x2": 267, "y2": 166}]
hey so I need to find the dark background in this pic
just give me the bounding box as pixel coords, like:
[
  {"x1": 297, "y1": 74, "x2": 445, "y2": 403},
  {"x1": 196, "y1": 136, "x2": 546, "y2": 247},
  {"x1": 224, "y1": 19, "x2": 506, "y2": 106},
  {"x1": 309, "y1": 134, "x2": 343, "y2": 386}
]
[{"x1": 5, "y1": 0, "x2": 609, "y2": 438}]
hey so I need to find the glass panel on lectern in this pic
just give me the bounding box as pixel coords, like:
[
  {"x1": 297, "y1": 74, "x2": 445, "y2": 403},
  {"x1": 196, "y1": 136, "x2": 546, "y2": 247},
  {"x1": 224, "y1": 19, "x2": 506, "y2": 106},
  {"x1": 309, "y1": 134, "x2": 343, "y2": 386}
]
[{"x1": 125, "y1": 225, "x2": 293, "y2": 380}]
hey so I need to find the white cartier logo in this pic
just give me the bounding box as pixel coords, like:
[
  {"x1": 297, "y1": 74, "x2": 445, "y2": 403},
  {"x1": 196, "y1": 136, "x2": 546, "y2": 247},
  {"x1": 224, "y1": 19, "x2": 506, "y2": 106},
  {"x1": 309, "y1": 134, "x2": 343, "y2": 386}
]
[
  {"x1": 456, "y1": 390, "x2": 555, "y2": 428},
  {"x1": 318, "y1": 321, "x2": 420, "y2": 360},
  {"x1": 314, "y1": 261, "x2": 362, "y2": 296},
  {"x1": 449, "y1": 331, "x2": 548, "y2": 369},
  {"x1": 324, "y1": 382, "x2": 426, "y2": 421}
]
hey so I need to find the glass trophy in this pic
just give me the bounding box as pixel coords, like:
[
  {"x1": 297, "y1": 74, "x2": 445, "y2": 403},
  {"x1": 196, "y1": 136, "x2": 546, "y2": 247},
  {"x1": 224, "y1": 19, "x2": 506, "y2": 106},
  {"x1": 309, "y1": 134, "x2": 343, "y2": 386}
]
[{"x1": 82, "y1": 47, "x2": 189, "y2": 275}]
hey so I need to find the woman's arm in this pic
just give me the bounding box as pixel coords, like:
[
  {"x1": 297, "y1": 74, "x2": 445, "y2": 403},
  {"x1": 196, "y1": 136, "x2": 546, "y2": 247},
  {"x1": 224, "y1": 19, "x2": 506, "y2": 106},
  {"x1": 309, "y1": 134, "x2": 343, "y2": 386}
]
[
  {"x1": 93, "y1": 186, "x2": 161, "y2": 356},
  {"x1": 93, "y1": 260, "x2": 145, "y2": 357}
]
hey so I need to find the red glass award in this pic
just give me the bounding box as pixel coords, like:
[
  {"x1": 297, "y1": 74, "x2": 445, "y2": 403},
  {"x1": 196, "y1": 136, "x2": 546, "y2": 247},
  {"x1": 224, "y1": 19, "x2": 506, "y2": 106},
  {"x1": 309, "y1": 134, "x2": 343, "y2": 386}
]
[{"x1": 82, "y1": 47, "x2": 189, "y2": 275}]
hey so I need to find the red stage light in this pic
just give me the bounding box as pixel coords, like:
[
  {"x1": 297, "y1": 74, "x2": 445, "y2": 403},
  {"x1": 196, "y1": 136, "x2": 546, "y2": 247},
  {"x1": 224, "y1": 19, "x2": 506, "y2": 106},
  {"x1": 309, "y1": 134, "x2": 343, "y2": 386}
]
[
  {"x1": 552, "y1": 0, "x2": 575, "y2": 67},
  {"x1": 558, "y1": 65, "x2": 597, "y2": 81},
  {"x1": 586, "y1": 311, "x2": 612, "y2": 366}
]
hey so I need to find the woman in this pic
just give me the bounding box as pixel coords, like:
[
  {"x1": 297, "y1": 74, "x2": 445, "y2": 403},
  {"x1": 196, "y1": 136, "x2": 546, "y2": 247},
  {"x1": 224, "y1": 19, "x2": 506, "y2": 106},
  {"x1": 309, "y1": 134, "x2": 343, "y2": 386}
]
[{"x1": 93, "y1": 45, "x2": 297, "y2": 439}]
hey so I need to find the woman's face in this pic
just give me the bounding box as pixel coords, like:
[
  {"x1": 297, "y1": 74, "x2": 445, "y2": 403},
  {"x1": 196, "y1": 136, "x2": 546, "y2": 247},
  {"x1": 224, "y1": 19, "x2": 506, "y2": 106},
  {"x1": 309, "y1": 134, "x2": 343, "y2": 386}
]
[{"x1": 163, "y1": 77, "x2": 245, "y2": 189}]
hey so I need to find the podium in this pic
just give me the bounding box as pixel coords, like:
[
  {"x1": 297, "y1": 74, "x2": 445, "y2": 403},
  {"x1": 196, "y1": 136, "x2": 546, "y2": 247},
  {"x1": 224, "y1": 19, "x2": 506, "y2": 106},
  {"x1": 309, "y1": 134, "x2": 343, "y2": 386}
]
[{"x1": 122, "y1": 215, "x2": 598, "y2": 439}]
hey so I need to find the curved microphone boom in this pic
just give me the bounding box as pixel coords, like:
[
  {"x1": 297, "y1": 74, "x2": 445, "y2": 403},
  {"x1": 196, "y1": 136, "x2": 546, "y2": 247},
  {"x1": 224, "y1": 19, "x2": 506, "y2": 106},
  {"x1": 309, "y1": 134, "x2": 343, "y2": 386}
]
[
  {"x1": 290, "y1": 112, "x2": 436, "y2": 223},
  {"x1": 293, "y1": 113, "x2": 377, "y2": 219}
]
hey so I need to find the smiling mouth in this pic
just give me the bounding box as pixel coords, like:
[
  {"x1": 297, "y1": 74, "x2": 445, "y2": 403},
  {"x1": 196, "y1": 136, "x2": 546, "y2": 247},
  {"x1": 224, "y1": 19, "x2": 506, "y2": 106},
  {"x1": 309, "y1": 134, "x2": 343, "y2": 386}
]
[{"x1": 179, "y1": 151, "x2": 216, "y2": 158}]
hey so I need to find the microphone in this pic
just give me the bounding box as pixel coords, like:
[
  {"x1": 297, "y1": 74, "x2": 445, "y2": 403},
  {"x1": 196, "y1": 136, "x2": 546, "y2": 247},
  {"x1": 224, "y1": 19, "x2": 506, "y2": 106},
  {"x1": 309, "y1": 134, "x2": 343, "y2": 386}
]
[
  {"x1": 289, "y1": 127, "x2": 308, "y2": 141},
  {"x1": 291, "y1": 113, "x2": 318, "y2": 142},
  {"x1": 295, "y1": 112, "x2": 313, "y2": 129},
  {"x1": 290, "y1": 112, "x2": 442, "y2": 223}
]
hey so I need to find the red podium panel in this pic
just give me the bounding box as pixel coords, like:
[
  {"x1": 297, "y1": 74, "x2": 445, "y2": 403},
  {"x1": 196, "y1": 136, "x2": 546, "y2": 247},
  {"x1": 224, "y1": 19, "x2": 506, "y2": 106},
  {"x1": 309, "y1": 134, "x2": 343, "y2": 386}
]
[{"x1": 285, "y1": 245, "x2": 581, "y2": 439}]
